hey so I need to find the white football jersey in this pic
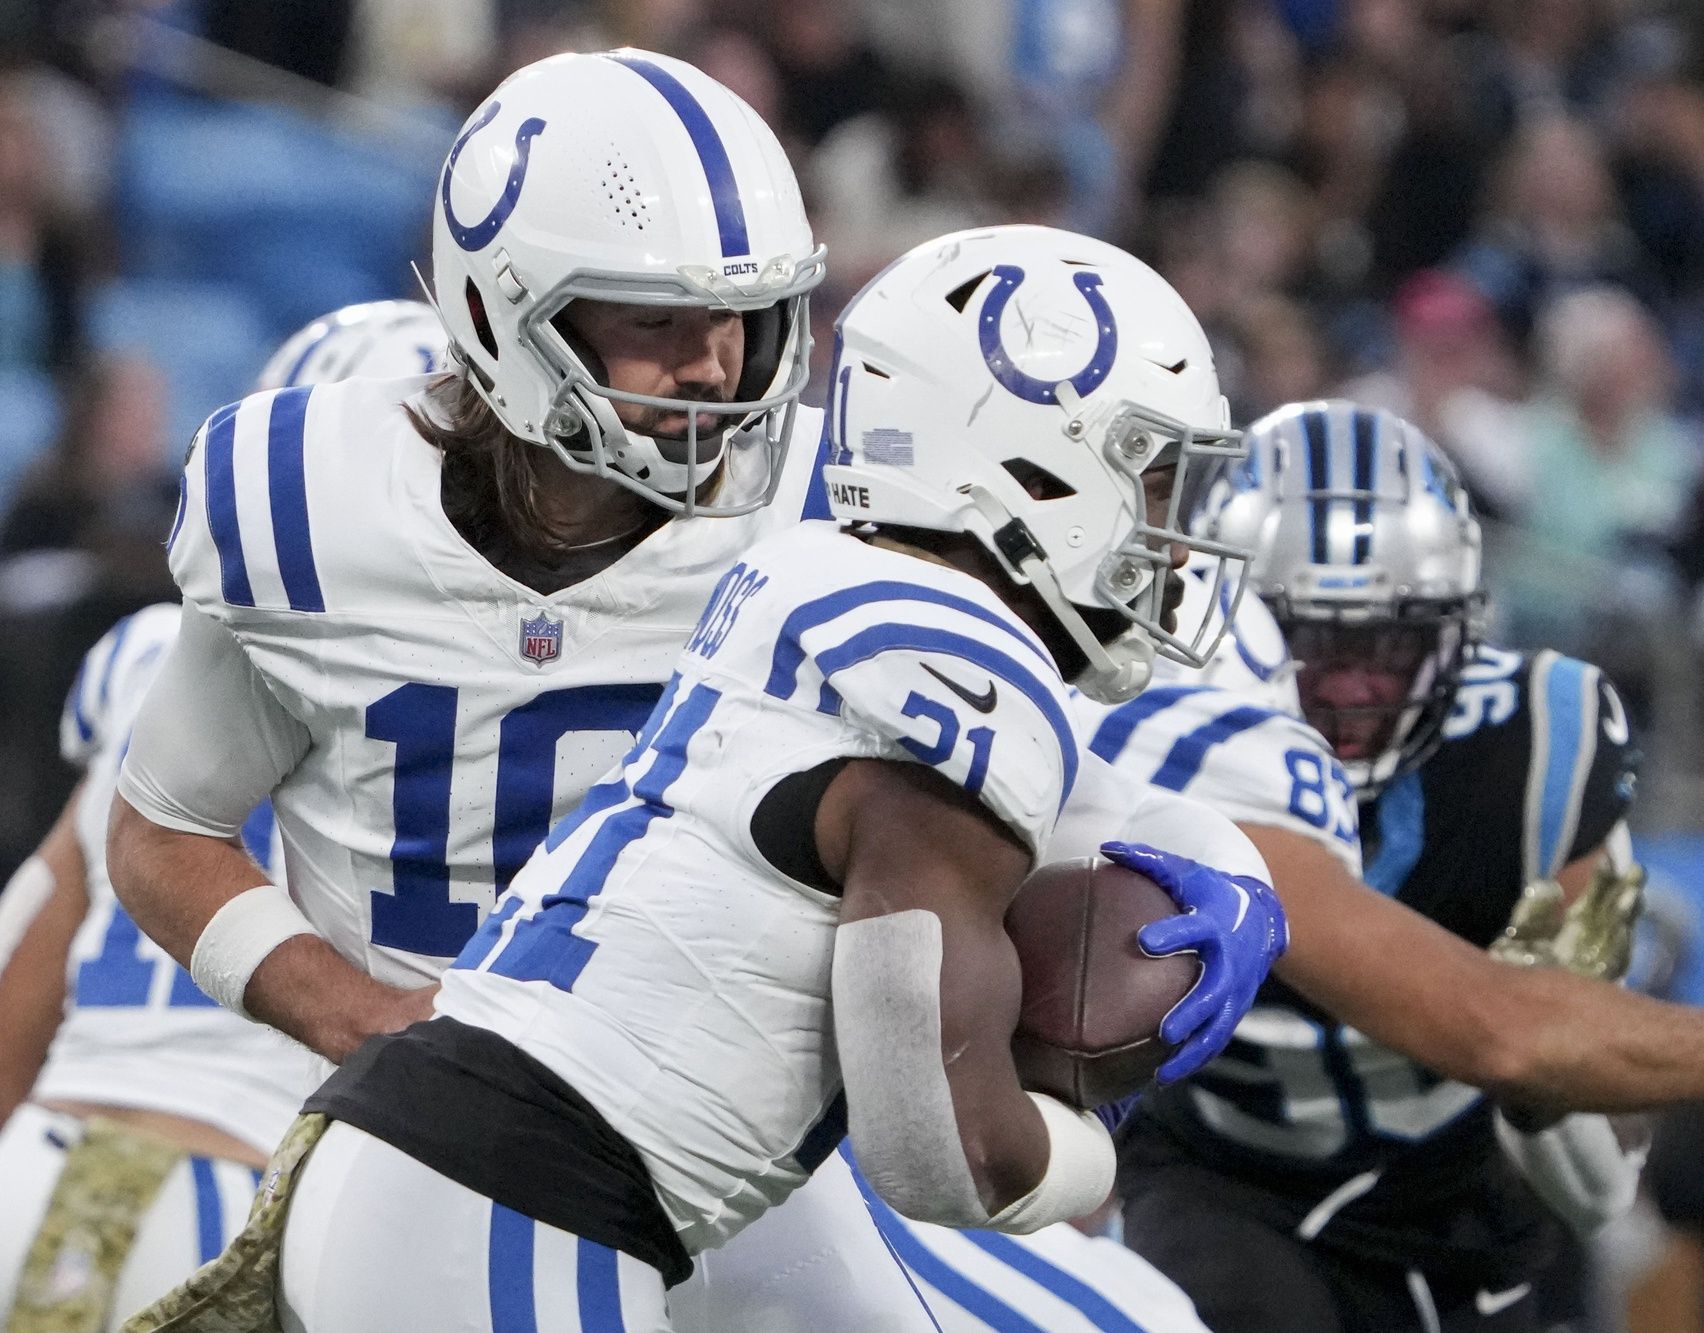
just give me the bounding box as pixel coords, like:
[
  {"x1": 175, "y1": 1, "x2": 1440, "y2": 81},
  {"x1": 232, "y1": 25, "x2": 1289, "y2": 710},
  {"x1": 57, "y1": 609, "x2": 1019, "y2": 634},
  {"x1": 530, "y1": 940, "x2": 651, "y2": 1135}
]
[
  {"x1": 437, "y1": 524, "x2": 1083, "y2": 1254},
  {"x1": 160, "y1": 376, "x2": 829, "y2": 985},
  {"x1": 1072, "y1": 685, "x2": 1362, "y2": 874},
  {"x1": 34, "y1": 606, "x2": 316, "y2": 1154}
]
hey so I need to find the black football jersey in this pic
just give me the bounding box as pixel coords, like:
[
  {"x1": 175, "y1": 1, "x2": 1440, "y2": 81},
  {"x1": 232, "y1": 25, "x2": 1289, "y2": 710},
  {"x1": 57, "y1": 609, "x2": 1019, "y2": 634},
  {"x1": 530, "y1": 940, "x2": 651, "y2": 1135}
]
[{"x1": 1125, "y1": 645, "x2": 1637, "y2": 1280}]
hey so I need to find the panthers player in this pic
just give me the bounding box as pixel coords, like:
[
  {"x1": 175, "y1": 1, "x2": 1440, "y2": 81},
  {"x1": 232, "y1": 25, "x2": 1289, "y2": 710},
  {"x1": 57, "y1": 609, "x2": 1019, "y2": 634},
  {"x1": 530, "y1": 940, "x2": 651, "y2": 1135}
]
[
  {"x1": 0, "y1": 302, "x2": 446, "y2": 1333},
  {"x1": 236, "y1": 225, "x2": 1285, "y2": 1333},
  {"x1": 1118, "y1": 402, "x2": 1642, "y2": 1332}
]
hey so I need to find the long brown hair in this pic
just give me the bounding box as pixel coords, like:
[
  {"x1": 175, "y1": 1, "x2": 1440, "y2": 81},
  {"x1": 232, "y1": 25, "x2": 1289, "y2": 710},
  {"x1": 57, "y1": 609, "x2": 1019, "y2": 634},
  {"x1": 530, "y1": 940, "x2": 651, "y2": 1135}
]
[{"x1": 405, "y1": 372, "x2": 586, "y2": 560}]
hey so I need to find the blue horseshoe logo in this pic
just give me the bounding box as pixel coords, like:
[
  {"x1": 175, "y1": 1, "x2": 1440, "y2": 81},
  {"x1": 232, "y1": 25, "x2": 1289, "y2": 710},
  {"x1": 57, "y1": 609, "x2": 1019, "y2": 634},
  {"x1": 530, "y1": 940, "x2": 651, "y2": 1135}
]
[
  {"x1": 978, "y1": 265, "x2": 1118, "y2": 405},
  {"x1": 440, "y1": 101, "x2": 548, "y2": 253}
]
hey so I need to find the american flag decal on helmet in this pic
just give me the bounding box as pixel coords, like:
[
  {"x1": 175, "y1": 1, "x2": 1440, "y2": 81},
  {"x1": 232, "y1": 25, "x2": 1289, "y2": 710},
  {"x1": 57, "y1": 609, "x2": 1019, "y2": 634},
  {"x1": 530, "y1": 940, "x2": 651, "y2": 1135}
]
[{"x1": 519, "y1": 611, "x2": 563, "y2": 666}]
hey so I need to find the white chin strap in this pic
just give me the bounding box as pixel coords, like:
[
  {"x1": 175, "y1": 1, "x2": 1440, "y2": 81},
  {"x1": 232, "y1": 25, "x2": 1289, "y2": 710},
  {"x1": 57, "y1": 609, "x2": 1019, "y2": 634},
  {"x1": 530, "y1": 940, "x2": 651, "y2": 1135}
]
[{"x1": 963, "y1": 486, "x2": 1155, "y2": 704}]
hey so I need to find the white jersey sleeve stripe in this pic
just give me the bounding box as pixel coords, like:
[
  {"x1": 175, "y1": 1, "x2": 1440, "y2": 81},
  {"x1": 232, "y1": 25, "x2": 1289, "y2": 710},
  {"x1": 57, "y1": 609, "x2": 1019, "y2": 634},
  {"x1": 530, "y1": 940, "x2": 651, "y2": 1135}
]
[
  {"x1": 201, "y1": 401, "x2": 253, "y2": 607},
  {"x1": 1085, "y1": 685, "x2": 1215, "y2": 763},
  {"x1": 813, "y1": 623, "x2": 1079, "y2": 809},
  {"x1": 765, "y1": 579, "x2": 1053, "y2": 699}
]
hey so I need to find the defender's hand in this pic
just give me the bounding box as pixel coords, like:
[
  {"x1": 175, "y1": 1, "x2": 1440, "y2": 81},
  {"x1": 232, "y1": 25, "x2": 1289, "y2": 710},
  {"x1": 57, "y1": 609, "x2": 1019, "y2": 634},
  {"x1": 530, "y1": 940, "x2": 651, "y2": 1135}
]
[{"x1": 1102, "y1": 841, "x2": 1288, "y2": 1085}]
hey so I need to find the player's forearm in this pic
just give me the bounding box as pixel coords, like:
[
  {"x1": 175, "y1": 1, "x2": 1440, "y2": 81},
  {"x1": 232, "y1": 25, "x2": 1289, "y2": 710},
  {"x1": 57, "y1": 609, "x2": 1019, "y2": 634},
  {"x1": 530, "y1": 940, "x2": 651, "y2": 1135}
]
[
  {"x1": 242, "y1": 934, "x2": 439, "y2": 1064},
  {"x1": 107, "y1": 792, "x2": 270, "y2": 969},
  {"x1": 0, "y1": 806, "x2": 88, "y2": 1122},
  {"x1": 107, "y1": 794, "x2": 436, "y2": 1062},
  {"x1": 1478, "y1": 966, "x2": 1704, "y2": 1112}
]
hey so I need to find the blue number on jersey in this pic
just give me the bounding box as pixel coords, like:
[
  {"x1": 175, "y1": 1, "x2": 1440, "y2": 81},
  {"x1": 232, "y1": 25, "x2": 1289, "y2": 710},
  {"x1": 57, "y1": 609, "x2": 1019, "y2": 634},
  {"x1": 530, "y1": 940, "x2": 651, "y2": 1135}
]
[
  {"x1": 365, "y1": 683, "x2": 664, "y2": 957},
  {"x1": 1283, "y1": 748, "x2": 1358, "y2": 848}
]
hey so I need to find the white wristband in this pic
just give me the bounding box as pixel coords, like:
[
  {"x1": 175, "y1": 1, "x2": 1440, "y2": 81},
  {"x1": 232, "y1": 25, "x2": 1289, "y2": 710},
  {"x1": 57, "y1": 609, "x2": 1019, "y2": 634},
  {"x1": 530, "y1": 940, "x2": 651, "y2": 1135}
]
[
  {"x1": 985, "y1": 1093, "x2": 1117, "y2": 1235},
  {"x1": 189, "y1": 884, "x2": 318, "y2": 1019}
]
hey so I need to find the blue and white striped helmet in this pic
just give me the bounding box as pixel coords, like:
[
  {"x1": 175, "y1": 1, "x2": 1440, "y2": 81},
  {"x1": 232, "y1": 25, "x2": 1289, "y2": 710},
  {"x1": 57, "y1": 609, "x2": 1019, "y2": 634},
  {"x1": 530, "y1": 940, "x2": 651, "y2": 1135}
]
[
  {"x1": 1196, "y1": 400, "x2": 1483, "y2": 792},
  {"x1": 429, "y1": 49, "x2": 825, "y2": 516},
  {"x1": 255, "y1": 300, "x2": 448, "y2": 390}
]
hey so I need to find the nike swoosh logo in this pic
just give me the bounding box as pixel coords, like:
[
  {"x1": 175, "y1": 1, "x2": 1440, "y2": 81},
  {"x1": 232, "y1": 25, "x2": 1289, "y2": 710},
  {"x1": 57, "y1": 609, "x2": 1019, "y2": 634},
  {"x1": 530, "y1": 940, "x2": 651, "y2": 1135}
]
[
  {"x1": 921, "y1": 662, "x2": 998, "y2": 713},
  {"x1": 1475, "y1": 1284, "x2": 1531, "y2": 1316}
]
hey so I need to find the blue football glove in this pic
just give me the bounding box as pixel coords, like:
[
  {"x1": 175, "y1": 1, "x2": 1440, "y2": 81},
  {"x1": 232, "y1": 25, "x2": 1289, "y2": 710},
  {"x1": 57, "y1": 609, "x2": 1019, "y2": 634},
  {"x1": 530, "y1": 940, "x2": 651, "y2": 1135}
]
[{"x1": 1101, "y1": 841, "x2": 1288, "y2": 1085}]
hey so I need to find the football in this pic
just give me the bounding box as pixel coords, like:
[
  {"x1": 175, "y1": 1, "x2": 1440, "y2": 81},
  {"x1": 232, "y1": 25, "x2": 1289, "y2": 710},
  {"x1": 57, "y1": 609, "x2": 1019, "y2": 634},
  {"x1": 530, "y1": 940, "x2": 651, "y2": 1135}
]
[{"x1": 1006, "y1": 857, "x2": 1202, "y2": 1109}]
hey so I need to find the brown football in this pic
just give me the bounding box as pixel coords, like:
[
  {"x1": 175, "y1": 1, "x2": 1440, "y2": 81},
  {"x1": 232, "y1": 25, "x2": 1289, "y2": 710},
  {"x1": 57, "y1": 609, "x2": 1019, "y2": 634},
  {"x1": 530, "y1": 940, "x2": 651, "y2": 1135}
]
[{"x1": 1006, "y1": 857, "x2": 1201, "y2": 1109}]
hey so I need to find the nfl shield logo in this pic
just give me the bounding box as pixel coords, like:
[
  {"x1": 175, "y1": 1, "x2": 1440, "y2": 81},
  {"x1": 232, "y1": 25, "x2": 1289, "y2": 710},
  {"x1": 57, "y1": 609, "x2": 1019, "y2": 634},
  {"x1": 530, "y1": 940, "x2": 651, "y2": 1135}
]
[{"x1": 518, "y1": 611, "x2": 563, "y2": 666}]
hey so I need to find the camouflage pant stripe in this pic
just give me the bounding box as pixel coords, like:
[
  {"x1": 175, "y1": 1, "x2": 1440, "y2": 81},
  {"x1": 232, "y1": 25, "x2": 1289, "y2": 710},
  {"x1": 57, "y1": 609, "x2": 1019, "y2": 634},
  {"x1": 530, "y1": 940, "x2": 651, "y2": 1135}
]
[
  {"x1": 119, "y1": 1113, "x2": 327, "y2": 1333},
  {"x1": 7, "y1": 1117, "x2": 184, "y2": 1333}
]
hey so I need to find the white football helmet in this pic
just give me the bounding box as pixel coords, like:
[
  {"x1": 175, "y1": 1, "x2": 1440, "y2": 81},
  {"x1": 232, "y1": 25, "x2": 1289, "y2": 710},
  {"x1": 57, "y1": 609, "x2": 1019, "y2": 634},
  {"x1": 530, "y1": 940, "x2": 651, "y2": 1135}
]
[
  {"x1": 429, "y1": 49, "x2": 825, "y2": 516},
  {"x1": 1195, "y1": 400, "x2": 1485, "y2": 793},
  {"x1": 824, "y1": 225, "x2": 1248, "y2": 703},
  {"x1": 255, "y1": 300, "x2": 449, "y2": 390}
]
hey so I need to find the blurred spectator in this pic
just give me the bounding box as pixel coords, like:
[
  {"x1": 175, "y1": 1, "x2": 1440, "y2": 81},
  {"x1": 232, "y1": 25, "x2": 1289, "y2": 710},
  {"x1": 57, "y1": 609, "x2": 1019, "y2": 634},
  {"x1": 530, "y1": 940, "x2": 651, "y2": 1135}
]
[
  {"x1": 344, "y1": 0, "x2": 498, "y2": 111},
  {"x1": 201, "y1": 0, "x2": 356, "y2": 89},
  {"x1": 1218, "y1": 293, "x2": 1332, "y2": 421},
  {"x1": 807, "y1": 69, "x2": 994, "y2": 286},
  {"x1": 0, "y1": 353, "x2": 177, "y2": 576},
  {"x1": 769, "y1": 0, "x2": 891, "y2": 149},
  {"x1": 0, "y1": 68, "x2": 87, "y2": 374},
  {"x1": 1339, "y1": 269, "x2": 1530, "y2": 516},
  {"x1": 1497, "y1": 286, "x2": 1698, "y2": 648},
  {"x1": 1454, "y1": 115, "x2": 1660, "y2": 344}
]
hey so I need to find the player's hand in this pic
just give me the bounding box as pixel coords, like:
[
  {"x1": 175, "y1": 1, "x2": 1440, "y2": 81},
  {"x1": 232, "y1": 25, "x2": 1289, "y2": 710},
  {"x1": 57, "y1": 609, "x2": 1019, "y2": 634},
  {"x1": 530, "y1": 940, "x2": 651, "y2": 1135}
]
[{"x1": 1101, "y1": 841, "x2": 1288, "y2": 1085}]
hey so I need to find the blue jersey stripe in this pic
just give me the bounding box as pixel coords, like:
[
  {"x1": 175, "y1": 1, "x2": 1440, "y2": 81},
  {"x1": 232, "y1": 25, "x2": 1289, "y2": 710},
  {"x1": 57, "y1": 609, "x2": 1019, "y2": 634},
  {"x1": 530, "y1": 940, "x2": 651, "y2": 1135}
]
[
  {"x1": 1149, "y1": 705, "x2": 1273, "y2": 790},
  {"x1": 848, "y1": 1163, "x2": 1047, "y2": 1333},
  {"x1": 239, "y1": 801, "x2": 277, "y2": 873},
  {"x1": 487, "y1": 682, "x2": 720, "y2": 991},
  {"x1": 767, "y1": 581, "x2": 1053, "y2": 701},
  {"x1": 814, "y1": 623, "x2": 1078, "y2": 808},
  {"x1": 266, "y1": 387, "x2": 325, "y2": 613},
  {"x1": 95, "y1": 613, "x2": 136, "y2": 715},
  {"x1": 1301, "y1": 406, "x2": 1330, "y2": 566},
  {"x1": 66, "y1": 660, "x2": 94, "y2": 744},
  {"x1": 190, "y1": 1157, "x2": 223, "y2": 1263},
  {"x1": 1538, "y1": 656, "x2": 1591, "y2": 875},
  {"x1": 1086, "y1": 685, "x2": 1212, "y2": 763},
  {"x1": 1350, "y1": 408, "x2": 1376, "y2": 565},
  {"x1": 575, "y1": 1239, "x2": 627, "y2": 1332},
  {"x1": 487, "y1": 1203, "x2": 538, "y2": 1333},
  {"x1": 963, "y1": 1230, "x2": 1155, "y2": 1333},
  {"x1": 280, "y1": 325, "x2": 339, "y2": 388},
  {"x1": 1362, "y1": 769, "x2": 1425, "y2": 895},
  {"x1": 204, "y1": 402, "x2": 254, "y2": 607},
  {"x1": 606, "y1": 55, "x2": 750, "y2": 258},
  {"x1": 167, "y1": 472, "x2": 188, "y2": 552}
]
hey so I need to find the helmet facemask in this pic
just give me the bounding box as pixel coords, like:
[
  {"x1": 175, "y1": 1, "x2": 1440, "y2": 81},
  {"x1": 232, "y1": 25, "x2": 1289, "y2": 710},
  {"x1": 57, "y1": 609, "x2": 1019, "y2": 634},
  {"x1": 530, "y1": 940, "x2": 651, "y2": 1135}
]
[
  {"x1": 503, "y1": 257, "x2": 822, "y2": 517},
  {"x1": 1279, "y1": 593, "x2": 1483, "y2": 795},
  {"x1": 965, "y1": 395, "x2": 1251, "y2": 704}
]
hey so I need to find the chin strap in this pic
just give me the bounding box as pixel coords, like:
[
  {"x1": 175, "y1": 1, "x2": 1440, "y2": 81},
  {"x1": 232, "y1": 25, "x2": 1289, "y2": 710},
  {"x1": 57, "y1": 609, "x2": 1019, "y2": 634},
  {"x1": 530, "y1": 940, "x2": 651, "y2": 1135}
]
[{"x1": 962, "y1": 485, "x2": 1154, "y2": 702}]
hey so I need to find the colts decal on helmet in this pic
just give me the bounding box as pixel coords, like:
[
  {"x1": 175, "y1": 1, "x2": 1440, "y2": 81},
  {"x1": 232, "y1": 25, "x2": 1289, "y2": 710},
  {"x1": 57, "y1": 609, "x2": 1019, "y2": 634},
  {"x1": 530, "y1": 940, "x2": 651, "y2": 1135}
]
[
  {"x1": 441, "y1": 102, "x2": 549, "y2": 253},
  {"x1": 977, "y1": 265, "x2": 1118, "y2": 405}
]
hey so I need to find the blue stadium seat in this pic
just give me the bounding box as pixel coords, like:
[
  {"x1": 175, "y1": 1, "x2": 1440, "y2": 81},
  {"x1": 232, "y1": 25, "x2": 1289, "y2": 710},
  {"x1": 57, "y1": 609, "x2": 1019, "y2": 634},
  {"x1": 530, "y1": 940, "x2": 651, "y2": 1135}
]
[
  {"x1": 0, "y1": 369, "x2": 62, "y2": 517},
  {"x1": 87, "y1": 278, "x2": 272, "y2": 450}
]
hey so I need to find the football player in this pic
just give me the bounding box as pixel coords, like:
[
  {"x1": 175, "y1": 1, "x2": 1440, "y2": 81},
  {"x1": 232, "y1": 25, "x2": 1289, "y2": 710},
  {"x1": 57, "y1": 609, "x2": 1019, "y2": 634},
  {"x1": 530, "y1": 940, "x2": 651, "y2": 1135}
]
[
  {"x1": 228, "y1": 225, "x2": 1284, "y2": 1333},
  {"x1": 0, "y1": 301, "x2": 446, "y2": 1332},
  {"x1": 1118, "y1": 401, "x2": 1647, "y2": 1332},
  {"x1": 109, "y1": 50, "x2": 943, "y2": 1333}
]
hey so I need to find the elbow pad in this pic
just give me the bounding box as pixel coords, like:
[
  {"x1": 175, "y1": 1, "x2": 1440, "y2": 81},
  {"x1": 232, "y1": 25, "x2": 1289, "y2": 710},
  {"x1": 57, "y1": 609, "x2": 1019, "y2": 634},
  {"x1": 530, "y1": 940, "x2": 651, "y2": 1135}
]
[{"x1": 1494, "y1": 1110, "x2": 1645, "y2": 1236}]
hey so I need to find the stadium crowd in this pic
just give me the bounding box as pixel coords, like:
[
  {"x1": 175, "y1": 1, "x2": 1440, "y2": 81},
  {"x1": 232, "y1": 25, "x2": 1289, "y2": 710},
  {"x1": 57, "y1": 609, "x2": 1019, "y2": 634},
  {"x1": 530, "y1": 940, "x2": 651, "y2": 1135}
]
[{"x1": 1, "y1": 1, "x2": 1704, "y2": 1330}]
